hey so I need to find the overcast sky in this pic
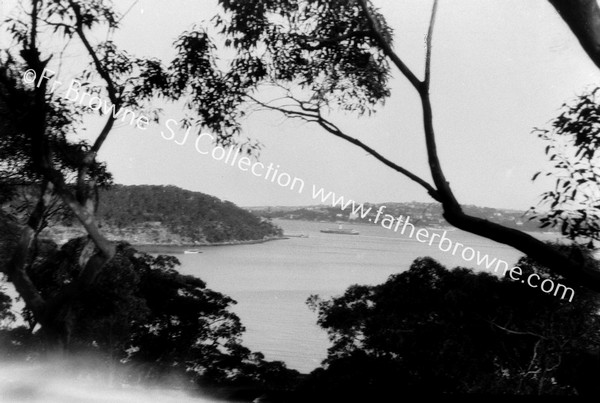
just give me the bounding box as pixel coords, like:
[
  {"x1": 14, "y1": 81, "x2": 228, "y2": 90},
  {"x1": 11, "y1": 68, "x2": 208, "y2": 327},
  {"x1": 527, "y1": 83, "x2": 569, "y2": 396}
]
[{"x1": 4, "y1": 0, "x2": 600, "y2": 210}]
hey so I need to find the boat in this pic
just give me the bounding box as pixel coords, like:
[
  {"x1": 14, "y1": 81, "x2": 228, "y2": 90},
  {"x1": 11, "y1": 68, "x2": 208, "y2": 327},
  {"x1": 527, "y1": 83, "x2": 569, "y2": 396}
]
[
  {"x1": 183, "y1": 249, "x2": 202, "y2": 254},
  {"x1": 320, "y1": 224, "x2": 359, "y2": 235},
  {"x1": 284, "y1": 233, "x2": 309, "y2": 238}
]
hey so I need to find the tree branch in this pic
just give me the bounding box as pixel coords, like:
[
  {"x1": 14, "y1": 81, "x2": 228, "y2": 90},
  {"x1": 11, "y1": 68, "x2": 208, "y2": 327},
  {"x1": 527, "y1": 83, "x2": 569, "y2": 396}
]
[
  {"x1": 549, "y1": 0, "x2": 600, "y2": 71},
  {"x1": 357, "y1": 1, "x2": 454, "y2": 202},
  {"x1": 490, "y1": 321, "x2": 546, "y2": 339},
  {"x1": 4, "y1": 182, "x2": 49, "y2": 320},
  {"x1": 424, "y1": 0, "x2": 439, "y2": 87},
  {"x1": 46, "y1": 168, "x2": 114, "y2": 260},
  {"x1": 29, "y1": 0, "x2": 39, "y2": 49},
  {"x1": 358, "y1": 0, "x2": 600, "y2": 291},
  {"x1": 69, "y1": 0, "x2": 119, "y2": 106},
  {"x1": 358, "y1": 1, "x2": 455, "y2": 204},
  {"x1": 316, "y1": 116, "x2": 441, "y2": 202},
  {"x1": 249, "y1": 95, "x2": 441, "y2": 201},
  {"x1": 76, "y1": 114, "x2": 116, "y2": 206},
  {"x1": 357, "y1": 0, "x2": 422, "y2": 90},
  {"x1": 419, "y1": 91, "x2": 460, "y2": 208},
  {"x1": 23, "y1": 0, "x2": 115, "y2": 261},
  {"x1": 444, "y1": 207, "x2": 600, "y2": 292},
  {"x1": 68, "y1": 1, "x2": 120, "y2": 205}
]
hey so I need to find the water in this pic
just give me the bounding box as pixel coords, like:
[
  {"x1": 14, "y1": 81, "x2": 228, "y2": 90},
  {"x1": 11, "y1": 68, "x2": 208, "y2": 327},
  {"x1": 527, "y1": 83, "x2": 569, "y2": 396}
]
[{"x1": 175, "y1": 219, "x2": 560, "y2": 373}]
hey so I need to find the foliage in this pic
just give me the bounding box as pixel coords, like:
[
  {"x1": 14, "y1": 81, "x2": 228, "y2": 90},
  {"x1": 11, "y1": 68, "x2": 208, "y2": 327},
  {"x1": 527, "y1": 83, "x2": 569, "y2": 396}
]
[
  {"x1": 158, "y1": 0, "x2": 392, "y2": 145},
  {"x1": 0, "y1": 214, "x2": 20, "y2": 270},
  {"x1": 303, "y1": 254, "x2": 600, "y2": 396},
  {"x1": 0, "y1": 0, "x2": 177, "y2": 341},
  {"x1": 18, "y1": 239, "x2": 298, "y2": 392},
  {"x1": 0, "y1": 54, "x2": 112, "y2": 188},
  {"x1": 0, "y1": 1, "x2": 290, "y2": 379},
  {"x1": 95, "y1": 185, "x2": 282, "y2": 243},
  {"x1": 214, "y1": 0, "x2": 392, "y2": 114},
  {"x1": 532, "y1": 87, "x2": 600, "y2": 245},
  {"x1": 0, "y1": 286, "x2": 15, "y2": 328}
]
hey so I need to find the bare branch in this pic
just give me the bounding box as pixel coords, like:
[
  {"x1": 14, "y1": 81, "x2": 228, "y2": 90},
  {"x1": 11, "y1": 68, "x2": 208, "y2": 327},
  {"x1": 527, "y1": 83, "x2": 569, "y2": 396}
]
[
  {"x1": 365, "y1": 0, "x2": 600, "y2": 291},
  {"x1": 316, "y1": 116, "x2": 441, "y2": 201},
  {"x1": 249, "y1": 95, "x2": 441, "y2": 201},
  {"x1": 549, "y1": 0, "x2": 600, "y2": 71},
  {"x1": 357, "y1": 0, "x2": 422, "y2": 90},
  {"x1": 490, "y1": 321, "x2": 547, "y2": 339},
  {"x1": 248, "y1": 95, "x2": 320, "y2": 121},
  {"x1": 29, "y1": 0, "x2": 39, "y2": 49},
  {"x1": 119, "y1": 0, "x2": 140, "y2": 24},
  {"x1": 420, "y1": 91, "x2": 460, "y2": 208},
  {"x1": 67, "y1": 1, "x2": 120, "y2": 205},
  {"x1": 69, "y1": 0, "x2": 119, "y2": 106},
  {"x1": 424, "y1": 0, "x2": 439, "y2": 87}
]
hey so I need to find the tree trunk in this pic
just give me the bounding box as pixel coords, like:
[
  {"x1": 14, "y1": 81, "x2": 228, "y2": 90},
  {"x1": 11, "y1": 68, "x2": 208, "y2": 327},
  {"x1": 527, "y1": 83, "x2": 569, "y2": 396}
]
[
  {"x1": 549, "y1": 0, "x2": 600, "y2": 70},
  {"x1": 441, "y1": 205, "x2": 600, "y2": 291}
]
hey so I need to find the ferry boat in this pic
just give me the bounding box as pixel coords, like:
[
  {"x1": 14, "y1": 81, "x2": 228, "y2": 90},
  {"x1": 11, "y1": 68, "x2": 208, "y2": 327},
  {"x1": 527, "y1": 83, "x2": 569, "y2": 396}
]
[
  {"x1": 320, "y1": 224, "x2": 359, "y2": 235},
  {"x1": 183, "y1": 249, "x2": 202, "y2": 254}
]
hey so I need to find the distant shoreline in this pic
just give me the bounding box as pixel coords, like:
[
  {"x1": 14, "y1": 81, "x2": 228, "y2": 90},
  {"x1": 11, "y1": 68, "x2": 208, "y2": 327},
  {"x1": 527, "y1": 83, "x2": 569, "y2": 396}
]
[
  {"x1": 131, "y1": 236, "x2": 288, "y2": 253},
  {"x1": 270, "y1": 217, "x2": 561, "y2": 234}
]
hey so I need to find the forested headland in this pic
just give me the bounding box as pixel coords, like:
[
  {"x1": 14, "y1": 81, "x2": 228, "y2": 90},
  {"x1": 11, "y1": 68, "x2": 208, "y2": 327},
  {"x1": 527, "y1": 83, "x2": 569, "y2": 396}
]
[{"x1": 45, "y1": 185, "x2": 283, "y2": 245}]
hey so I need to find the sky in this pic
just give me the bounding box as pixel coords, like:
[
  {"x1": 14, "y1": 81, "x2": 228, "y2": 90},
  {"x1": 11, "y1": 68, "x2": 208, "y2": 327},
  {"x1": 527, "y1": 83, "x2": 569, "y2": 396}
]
[{"x1": 3, "y1": 0, "x2": 600, "y2": 210}]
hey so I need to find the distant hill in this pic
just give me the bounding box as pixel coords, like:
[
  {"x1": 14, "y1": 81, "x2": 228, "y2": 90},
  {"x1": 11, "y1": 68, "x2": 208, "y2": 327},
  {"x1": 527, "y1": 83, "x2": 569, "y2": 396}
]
[
  {"x1": 248, "y1": 202, "x2": 551, "y2": 232},
  {"x1": 51, "y1": 185, "x2": 282, "y2": 245}
]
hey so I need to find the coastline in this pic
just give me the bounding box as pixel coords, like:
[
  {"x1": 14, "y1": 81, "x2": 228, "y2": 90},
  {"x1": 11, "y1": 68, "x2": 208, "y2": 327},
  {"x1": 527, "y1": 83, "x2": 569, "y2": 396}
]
[
  {"x1": 132, "y1": 236, "x2": 288, "y2": 253},
  {"x1": 273, "y1": 217, "x2": 561, "y2": 234}
]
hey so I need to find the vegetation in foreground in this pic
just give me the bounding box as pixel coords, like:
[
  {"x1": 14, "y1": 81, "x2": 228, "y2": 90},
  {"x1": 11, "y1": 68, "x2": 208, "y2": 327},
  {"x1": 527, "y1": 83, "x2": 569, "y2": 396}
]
[
  {"x1": 0, "y1": 240, "x2": 300, "y2": 402},
  {"x1": 2, "y1": 0, "x2": 600, "y2": 401},
  {"x1": 296, "y1": 252, "x2": 600, "y2": 400},
  {"x1": 1, "y1": 241, "x2": 599, "y2": 401}
]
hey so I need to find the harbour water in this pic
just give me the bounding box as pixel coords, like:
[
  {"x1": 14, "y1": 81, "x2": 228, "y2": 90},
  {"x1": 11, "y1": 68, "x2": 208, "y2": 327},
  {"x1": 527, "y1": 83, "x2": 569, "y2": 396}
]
[{"x1": 175, "y1": 219, "x2": 560, "y2": 373}]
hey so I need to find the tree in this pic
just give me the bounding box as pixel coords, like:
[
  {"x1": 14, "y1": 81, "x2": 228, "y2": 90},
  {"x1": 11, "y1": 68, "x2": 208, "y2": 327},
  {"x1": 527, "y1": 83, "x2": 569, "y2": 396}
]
[
  {"x1": 94, "y1": 185, "x2": 282, "y2": 243},
  {"x1": 0, "y1": 0, "x2": 231, "y2": 345},
  {"x1": 530, "y1": 86, "x2": 600, "y2": 245},
  {"x1": 301, "y1": 255, "x2": 600, "y2": 397},
  {"x1": 0, "y1": 0, "x2": 126, "y2": 344},
  {"x1": 165, "y1": 0, "x2": 600, "y2": 292},
  {"x1": 549, "y1": 0, "x2": 600, "y2": 71},
  {"x1": 6, "y1": 240, "x2": 299, "y2": 397}
]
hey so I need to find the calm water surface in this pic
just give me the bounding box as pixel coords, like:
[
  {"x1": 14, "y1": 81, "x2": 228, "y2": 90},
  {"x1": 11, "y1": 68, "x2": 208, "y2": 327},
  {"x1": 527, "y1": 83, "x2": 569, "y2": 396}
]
[{"x1": 175, "y1": 219, "x2": 560, "y2": 373}]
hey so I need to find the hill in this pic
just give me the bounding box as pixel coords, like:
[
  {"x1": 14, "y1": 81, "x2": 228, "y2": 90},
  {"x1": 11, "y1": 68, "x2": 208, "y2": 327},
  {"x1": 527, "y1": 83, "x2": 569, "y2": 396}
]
[
  {"x1": 49, "y1": 185, "x2": 282, "y2": 245},
  {"x1": 247, "y1": 202, "x2": 551, "y2": 233}
]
